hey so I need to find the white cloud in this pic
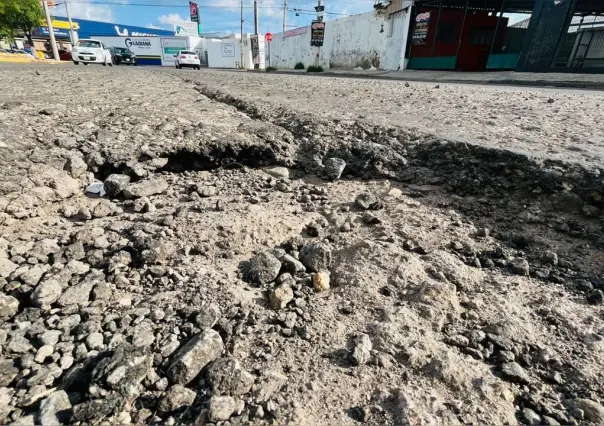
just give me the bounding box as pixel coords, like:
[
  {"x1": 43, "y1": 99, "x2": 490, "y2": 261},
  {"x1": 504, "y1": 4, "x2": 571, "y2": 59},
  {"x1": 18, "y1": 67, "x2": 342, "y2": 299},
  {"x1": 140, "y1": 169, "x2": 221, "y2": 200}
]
[
  {"x1": 146, "y1": 23, "x2": 165, "y2": 29},
  {"x1": 158, "y1": 13, "x2": 185, "y2": 25},
  {"x1": 68, "y1": 0, "x2": 114, "y2": 22}
]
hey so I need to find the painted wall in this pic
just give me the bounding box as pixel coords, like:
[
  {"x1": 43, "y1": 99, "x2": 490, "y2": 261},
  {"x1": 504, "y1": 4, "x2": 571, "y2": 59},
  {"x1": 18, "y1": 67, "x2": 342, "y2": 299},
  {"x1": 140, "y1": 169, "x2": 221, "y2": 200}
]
[
  {"x1": 206, "y1": 34, "x2": 265, "y2": 70},
  {"x1": 269, "y1": 5, "x2": 412, "y2": 70}
]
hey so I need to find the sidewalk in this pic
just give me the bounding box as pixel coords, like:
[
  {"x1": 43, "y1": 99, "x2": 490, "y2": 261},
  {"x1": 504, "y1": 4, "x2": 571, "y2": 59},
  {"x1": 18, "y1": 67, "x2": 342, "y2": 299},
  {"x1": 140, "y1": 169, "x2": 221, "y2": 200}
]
[{"x1": 258, "y1": 68, "x2": 604, "y2": 90}]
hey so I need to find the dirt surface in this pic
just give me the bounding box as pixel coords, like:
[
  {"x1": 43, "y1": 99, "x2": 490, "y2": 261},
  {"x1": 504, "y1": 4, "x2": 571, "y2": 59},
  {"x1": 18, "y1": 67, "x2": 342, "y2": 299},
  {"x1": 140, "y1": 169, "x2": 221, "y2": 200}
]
[{"x1": 0, "y1": 64, "x2": 603, "y2": 426}]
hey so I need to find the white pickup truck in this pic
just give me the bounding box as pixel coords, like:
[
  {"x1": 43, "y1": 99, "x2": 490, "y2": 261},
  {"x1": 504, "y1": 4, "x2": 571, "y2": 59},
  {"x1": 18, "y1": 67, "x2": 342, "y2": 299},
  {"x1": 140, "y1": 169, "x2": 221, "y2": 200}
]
[{"x1": 71, "y1": 39, "x2": 113, "y2": 66}]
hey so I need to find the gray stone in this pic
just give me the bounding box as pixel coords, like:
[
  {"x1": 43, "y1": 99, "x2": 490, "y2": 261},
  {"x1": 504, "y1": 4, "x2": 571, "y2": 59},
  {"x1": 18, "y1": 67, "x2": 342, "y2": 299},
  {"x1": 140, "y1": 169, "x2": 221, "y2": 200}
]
[
  {"x1": 245, "y1": 252, "x2": 281, "y2": 284},
  {"x1": 92, "y1": 344, "x2": 153, "y2": 397},
  {"x1": 195, "y1": 303, "x2": 221, "y2": 328},
  {"x1": 281, "y1": 254, "x2": 306, "y2": 274},
  {"x1": 0, "y1": 359, "x2": 18, "y2": 386},
  {"x1": 263, "y1": 167, "x2": 289, "y2": 179},
  {"x1": 158, "y1": 385, "x2": 197, "y2": 412},
  {"x1": 31, "y1": 278, "x2": 62, "y2": 308},
  {"x1": 253, "y1": 370, "x2": 287, "y2": 403},
  {"x1": 0, "y1": 294, "x2": 19, "y2": 321},
  {"x1": 208, "y1": 396, "x2": 237, "y2": 422},
  {"x1": 324, "y1": 157, "x2": 346, "y2": 180},
  {"x1": 39, "y1": 330, "x2": 62, "y2": 346},
  {"x1": 20, "y1": 265, "x2": 46, "y2": 286},
  {"x1": 582, "y1": 205, "x2": 600, "y2": 217},
  {"x1": 64, "y1": 157, "x2": 87, "y2": 178},
  {"x1": 269, "y1": 284, "x2": 294, "y2": 310},
  {"x1": 123, "y1": 178, "x2": 168, "y2": 199},
  {"x1": 92, "y1": 200, "x2": 115, "y2": 218},
  {"x1": 550, "y1": 192, "x2": 583, "y2": 213},
  {"x1": 509, "y1": 258, "x2": 530, "y2": 276},
  {"x1": 523, "y1": 408, "x2": 541, "y2": 425},
  {"x1": 57, "y1": 280, "x2": 96, "y2": 307},
  {"x1": 499, "y1": 362, "x2": 530, "y2": 384},
  {"x1": 86, "y1": 332, "x2": 104, "y2": 350},
  {"x1": 207, "y1": 356, "x2": 255, "y2": 396},
  {"x1": 0, "y1": 258, "x2": 17, "y2": 279},
  {"x1": 299, "y1": 242, "x2": 332, "y2": 273},
  {"x1": 565, "y1": 399, "x2": 604, "y2": 423},
  {"x1": 38, "y1": 390, "x2": 72, "y2": 426},
  {"x1": 104, "y1": 174, "x2": 131, "y2": 197},
  {"x1": 167, "y1": 329, "x2": 223, "y2": 385},
  {"x1": 132, "y1": 322, "x2": 155, "y2": 348},
  {"x1": 352, "y1": 334, "x2": 372, "y2": 366},
  {"x1": 355, "y1": 193, "x2": 381, "y2": 210},
  {"x1": 198, "y1": 186, "x2": 217, "y2": 197},
  {"x1": 542, "y1": 251, "x2": 558, "y2": 266}
]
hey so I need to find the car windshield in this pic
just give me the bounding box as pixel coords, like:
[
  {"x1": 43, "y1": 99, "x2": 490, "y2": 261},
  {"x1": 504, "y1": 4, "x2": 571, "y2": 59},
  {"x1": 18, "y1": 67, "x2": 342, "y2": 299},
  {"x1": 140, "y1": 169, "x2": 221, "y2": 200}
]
[
  {"x1": 115, "y1": 48, "x2": 131, "y2": 54},
  {"x1": 78, "y1": 40, "x2": 101, "y2": 48},
  {"x1": 181, "y1": 51, "x2": 196, "y2": 55}
]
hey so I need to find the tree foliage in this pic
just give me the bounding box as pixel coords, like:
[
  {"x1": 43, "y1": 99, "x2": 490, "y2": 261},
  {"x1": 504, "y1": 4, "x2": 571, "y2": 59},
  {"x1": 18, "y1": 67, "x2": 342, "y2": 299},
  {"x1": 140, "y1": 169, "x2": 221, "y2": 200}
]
[{"x1": 0, "y1": 0, "x2": 45, "y2": 44}]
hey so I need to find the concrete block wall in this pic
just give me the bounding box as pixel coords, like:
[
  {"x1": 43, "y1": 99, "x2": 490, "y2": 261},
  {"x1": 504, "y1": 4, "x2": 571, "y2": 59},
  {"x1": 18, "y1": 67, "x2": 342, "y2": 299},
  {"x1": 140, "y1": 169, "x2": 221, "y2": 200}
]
[{"x1": 268, "y1": 4, "x2": 412, "y2": 70}]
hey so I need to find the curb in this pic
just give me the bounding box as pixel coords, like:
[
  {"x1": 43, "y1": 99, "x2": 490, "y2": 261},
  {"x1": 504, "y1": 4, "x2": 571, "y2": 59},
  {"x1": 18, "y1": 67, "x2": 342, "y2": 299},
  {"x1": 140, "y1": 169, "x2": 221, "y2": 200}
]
[{"x1": 237, "y1": 69, "x2": 604, "y2": 91}]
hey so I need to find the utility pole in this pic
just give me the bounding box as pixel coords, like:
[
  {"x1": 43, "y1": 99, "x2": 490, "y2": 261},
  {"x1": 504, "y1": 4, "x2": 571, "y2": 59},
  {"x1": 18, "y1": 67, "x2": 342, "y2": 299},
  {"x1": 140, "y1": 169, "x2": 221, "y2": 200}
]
[
  {"x1": 42, "y1": 0, "x2": 60, "y2": 61},
  {"x1": 64, "y1": 0, "x2": 77, "y2": 46},
  {"x1": 283, "y1": 0, "x2": 287, "y2": 33},
  {"x1": 240, "y1": 0, "x2": 244, "y2": 69},
  {"x1": 253, "y1": 0, "x2": 259, "y2": 69}
]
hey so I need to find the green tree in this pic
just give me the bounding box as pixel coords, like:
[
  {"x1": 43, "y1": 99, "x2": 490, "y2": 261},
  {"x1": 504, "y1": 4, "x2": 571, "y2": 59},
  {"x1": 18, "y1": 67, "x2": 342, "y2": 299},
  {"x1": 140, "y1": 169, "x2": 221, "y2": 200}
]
[{"x1": 0, "y1": 0, "x2": 45, "y2": 46}]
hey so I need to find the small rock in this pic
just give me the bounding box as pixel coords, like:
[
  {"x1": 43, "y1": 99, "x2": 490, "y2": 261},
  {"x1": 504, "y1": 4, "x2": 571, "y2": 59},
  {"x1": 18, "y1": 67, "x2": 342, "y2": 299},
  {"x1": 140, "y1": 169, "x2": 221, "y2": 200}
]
[
  {"x1": 263, "y1": 167, "x2": 289, "y2": 179},
  {"x1": 207, "y1": 356, "x2": 255, "y2": 396},
  {"x1": 123, "y1": 178, "x2": 168, "y2": 199},
  {"x1": 92, "y1": 200, "x2": 115, "y2": 218},
  {"x1": 587, "y1": 289, "x2": 604, "y2": 305},
  {"x1": 352, "y1": 334, "x2": 372, "y2": 366},
  {"x1": 64, "y1": 156, "x2": 87, "y2": 178},
  {"x1": 245, "y1": 252, "x2": 282, "y2": 284},
  {"x1": 299, "y1": 242, "x2": 332, "y2": 273},
  {"x1": 158, "y1": 385, "x2": 197, "y2": 412},
  {"x1": 355, "y1": 193, "x2": 382, "y2": 210},
  {"x1": 324, "y1": 158, "x2": 346, "y2": 180},
  {"x1": 74, "y1": 207, "x2": 92, "y2": 221},
  {"x1": 269, "y1": 284, "x2": 294, "y2": 310},
  {"x1": 35, "y1": 345, "x2": 54, "y2": 363},
  {"x1": 582, "y1": 205, "x2": 600, "y2": 217},
  {"x1": 198, "y1": 186, "x2": 216, "y2": 197},
  {"x1": 499, "y1": 362, "x2": 530, "y2": 384},
  {"x1": 541, "y1": 251, "x2": 558, "y2": 265},
  {"x1": 0, "y1": 294, "x2": 19, "y2": 321},
  {"x1": 208, "y1": 396, "x2": 237, "y2": 422},
  {"x1": 281, "y1": 254, "x2": 306, "y2": 275},
  {"x1": 312, "y1": 271, "x2": 330, "y2": 293},
  {"x1": 195, "y1": 303, "x2": 221, "y2": 328},
  {"x1": 509, "y1": 258, "x2": 530, "y2": 276},
  {"x1": 104, "y1": 174, "x2": 131, "y2": 197},
  {"x1": 38, "y1": 390, "x2": 72, "y2": 426},
  {"x1": 523, "y1": 408, "x2": 541, "y2": 425},
  {"x1": 0, "y1": 258, "x2": 18, "y2": 279},
  {"x1": 31, "y1": 278, "x2": 62, "y2": 308},
  {"x1": 86, "y1": 332, "x2": 104, "y2": 350},
  {"x1": 167, "y1": 329, "x2": 224, "y2": 385},
  {"x1": 0, "y1": 359, "x2": 18, "y2": 386}
]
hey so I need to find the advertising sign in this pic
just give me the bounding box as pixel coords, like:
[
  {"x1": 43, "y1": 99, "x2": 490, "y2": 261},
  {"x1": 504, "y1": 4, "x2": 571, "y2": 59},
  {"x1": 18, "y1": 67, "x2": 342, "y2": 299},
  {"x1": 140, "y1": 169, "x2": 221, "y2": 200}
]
[
  {"x1": 174, "y1": 21, "x2": 199, "y2": 36},
  {"x1": 250, "y1": 34, "x2": 260, "y2": 65},
  {"x1": 310, "y1": 21, "x2": 325, "y2": 47},
  {"x1": 412, "y1": 11, "x2": 431, "y2": 45},
  {"x1": 190, "y1": 2, "x2": 199, "y2": 23},
  {"x1": 160, "y1": 37, "x2": 189, "y2": 65},
  {"x1": 221, "y1": 43, "x2": 235, "y2": 57}
]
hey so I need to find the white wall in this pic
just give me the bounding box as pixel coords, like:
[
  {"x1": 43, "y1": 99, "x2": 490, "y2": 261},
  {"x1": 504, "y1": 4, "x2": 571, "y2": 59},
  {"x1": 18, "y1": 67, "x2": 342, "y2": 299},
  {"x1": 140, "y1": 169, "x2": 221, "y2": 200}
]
[
  {"x1": 206, "y1": 34, "x2": 265, "y2": 69},
  {"x1": 269, "y1": 4, "x2": 412, "y2": 70}
]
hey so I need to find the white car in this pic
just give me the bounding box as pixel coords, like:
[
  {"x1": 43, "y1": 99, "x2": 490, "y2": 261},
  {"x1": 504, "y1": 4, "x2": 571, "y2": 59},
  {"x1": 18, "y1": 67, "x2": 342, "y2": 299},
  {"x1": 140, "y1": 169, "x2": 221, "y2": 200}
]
[
  {"x1": 175, "y1": 50, "x2": 201, "y2": 69},
  {"x1": 72, "y1": 39, "x2": 113, "y2": 66}
]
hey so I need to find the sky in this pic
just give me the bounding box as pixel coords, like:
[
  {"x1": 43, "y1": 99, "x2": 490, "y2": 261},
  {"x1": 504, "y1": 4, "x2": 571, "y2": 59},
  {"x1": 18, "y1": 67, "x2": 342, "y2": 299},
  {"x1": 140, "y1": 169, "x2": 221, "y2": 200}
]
[{"x1": 60, "y1": 0, "x2": 378, "y2": 34}]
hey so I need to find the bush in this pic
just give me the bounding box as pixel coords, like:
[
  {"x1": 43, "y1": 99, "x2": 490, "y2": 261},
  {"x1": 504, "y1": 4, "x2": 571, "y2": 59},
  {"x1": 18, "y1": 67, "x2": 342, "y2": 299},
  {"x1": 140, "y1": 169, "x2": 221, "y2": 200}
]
[
  {"x1": 266, "y1": 66, "x2": 278, "y2": 72},
  {"x1": 294, "y1": 62, "x2": 305, "y2": 70},
  {"x1": 306, "y1": 65, "x2": 324, "y2": 73}
]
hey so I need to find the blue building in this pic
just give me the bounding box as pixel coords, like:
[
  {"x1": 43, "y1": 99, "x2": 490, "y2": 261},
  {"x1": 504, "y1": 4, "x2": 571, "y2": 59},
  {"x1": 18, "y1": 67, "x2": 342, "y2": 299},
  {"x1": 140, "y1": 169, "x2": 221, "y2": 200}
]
[{"x1": 34, "y1": 17, "x2": 173, "y2": 40}]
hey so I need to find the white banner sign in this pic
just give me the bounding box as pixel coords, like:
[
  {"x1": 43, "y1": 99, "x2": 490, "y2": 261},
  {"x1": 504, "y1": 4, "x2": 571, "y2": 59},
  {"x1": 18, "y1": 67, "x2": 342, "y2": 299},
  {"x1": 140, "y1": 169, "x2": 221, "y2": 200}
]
[
  {"x1": 160, "y1": 37, "x2": 189, "y2": 66},
  {"x1": 95, "y1": 36, "x2": 161, "y2": 57},
  {"x1": 174, "y1": 21, "x2": 199, "y2": 36}
]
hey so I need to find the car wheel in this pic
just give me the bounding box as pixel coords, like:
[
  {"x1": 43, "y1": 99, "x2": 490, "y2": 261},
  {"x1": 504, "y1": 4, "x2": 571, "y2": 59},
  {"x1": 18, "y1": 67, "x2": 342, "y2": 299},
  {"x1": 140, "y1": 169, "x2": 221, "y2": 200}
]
[
  {"x1": 83, "y1": 62, "x2": 88, "y2": 65},
  {"x1": 73, "y1": 61, "x2": 79, "y2": 65}
]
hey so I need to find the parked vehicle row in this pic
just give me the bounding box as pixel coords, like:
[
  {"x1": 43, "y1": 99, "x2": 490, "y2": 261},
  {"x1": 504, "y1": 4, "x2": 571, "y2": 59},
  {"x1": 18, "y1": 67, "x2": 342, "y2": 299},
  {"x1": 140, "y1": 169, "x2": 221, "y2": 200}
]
[{"x1": 71, "y1": 39, "x2": 136, "y2": 66}]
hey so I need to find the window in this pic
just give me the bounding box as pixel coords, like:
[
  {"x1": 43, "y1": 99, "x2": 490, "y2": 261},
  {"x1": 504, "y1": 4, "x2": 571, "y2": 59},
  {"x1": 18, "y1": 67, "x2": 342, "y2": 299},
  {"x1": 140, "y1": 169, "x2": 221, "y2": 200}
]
[
  {"x1": 469, "y1": 27, "x2": 495, "y2": 45},
  {"x1": 77, "y1": 40, "x2": 101, "y2": 48},
  {"x1": 436, "y1": 22, "x2": 457, "y2": 43}
]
